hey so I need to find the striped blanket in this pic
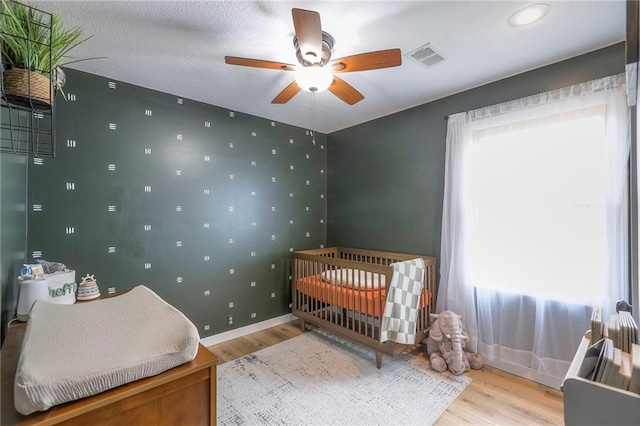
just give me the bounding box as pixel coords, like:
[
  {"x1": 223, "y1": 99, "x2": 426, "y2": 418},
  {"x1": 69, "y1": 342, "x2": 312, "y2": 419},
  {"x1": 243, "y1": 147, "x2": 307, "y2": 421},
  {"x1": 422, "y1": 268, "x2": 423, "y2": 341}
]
[{"x1": 380, "y1": 258, "x2": 426, "y2": 344}]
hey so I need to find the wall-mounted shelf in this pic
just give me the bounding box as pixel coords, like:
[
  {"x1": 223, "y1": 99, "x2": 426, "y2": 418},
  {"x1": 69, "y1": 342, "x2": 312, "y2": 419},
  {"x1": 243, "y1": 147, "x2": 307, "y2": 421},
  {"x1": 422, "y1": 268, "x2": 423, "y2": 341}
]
[
  {"x1": 0, "y1": 0, "x2": 56, "y2": 158},
  {"x1": 1, "y1": 100, "x2": 55, "y2": 157}
]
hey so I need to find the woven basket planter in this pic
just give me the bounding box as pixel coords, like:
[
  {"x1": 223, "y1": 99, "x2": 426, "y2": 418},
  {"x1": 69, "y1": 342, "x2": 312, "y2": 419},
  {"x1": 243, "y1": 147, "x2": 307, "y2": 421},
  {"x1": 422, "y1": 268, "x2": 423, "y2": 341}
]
[{"x1": 3, "y1": 68, "x2": 54, "y2": 107}]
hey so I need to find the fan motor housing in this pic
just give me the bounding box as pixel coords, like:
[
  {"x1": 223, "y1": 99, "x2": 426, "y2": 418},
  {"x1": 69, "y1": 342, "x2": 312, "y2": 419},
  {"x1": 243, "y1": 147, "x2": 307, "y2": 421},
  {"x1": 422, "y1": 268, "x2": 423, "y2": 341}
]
[{"x1": 293, "y1": 31, "x2": 335, "y2": 66}]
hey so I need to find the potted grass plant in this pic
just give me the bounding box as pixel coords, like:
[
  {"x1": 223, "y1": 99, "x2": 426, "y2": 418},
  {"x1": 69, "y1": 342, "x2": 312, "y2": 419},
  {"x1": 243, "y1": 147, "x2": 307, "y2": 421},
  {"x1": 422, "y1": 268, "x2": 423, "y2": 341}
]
[{"x1": 0, "y1": 0, "x2": 94, "y2": 107}]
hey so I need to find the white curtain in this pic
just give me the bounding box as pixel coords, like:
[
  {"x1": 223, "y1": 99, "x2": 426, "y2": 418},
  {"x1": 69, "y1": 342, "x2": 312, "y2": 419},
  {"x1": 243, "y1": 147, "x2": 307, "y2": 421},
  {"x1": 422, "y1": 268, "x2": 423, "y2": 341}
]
[{"x1": 438, "y1": 73, "x2": 630, "y2": 388}]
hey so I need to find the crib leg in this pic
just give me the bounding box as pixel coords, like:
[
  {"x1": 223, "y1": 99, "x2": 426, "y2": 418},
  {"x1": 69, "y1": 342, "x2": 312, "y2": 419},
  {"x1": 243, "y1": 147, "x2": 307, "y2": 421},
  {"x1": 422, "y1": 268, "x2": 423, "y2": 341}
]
[
  {"x1": 299, "y1": 319, "x2": 306, "y2": 332},
  {"x1": 375, "y1": 351, "x2": 383, "y2": 369}
]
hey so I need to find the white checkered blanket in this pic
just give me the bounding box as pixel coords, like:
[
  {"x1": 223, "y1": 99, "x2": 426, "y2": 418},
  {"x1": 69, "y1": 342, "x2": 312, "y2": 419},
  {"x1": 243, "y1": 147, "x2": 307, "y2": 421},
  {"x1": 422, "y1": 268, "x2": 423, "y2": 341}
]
[{"x1": 380, "y1": 258, "x2": 426, "y2": 344}]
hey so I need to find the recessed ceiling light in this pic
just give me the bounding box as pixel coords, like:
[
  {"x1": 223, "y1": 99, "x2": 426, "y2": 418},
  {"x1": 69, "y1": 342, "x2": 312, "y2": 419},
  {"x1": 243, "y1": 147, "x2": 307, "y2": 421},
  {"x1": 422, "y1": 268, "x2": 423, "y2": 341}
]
[{"x1": 508, "y1": 3, "x2": 550, "y2": 27}]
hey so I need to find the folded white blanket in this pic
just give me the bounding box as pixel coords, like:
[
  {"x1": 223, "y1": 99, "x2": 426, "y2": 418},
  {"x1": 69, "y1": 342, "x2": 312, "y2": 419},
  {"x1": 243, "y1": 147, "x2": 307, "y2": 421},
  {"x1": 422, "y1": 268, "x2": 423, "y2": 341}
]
[{"x1": 14, "y1": 285, "x2": 200, "y2": 415}]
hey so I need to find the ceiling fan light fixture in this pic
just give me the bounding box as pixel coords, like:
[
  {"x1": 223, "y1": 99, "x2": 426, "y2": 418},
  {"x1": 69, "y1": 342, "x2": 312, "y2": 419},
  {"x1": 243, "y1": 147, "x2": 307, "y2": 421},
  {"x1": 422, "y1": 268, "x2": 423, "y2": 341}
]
[
  {"x1": 508, "y1": 3, "x2": 550, "y2": 27},
  {"x1": 295, "y1": 65, "x2": 333, "y2": 92}
]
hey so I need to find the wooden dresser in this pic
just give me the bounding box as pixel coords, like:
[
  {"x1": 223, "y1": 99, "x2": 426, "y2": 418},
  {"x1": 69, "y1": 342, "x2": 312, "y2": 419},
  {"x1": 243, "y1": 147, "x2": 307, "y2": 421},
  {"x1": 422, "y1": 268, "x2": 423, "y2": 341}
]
[{"x1": 1, "y1": 322, "x2": 218, "y2": 426}]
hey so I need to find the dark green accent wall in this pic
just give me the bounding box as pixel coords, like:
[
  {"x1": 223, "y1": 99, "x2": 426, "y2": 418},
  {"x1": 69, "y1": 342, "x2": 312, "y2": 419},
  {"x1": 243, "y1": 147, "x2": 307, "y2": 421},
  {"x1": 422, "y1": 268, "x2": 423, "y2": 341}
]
[
  {"x1": 327, "y1": 43, "x2": 626, "y2": 258},
  {"x1": 0, "y1": 148, "x2": 27, "y2": 344},
  {"x1": 27, "y1": 69, "x2": 327, "y2": 337}
]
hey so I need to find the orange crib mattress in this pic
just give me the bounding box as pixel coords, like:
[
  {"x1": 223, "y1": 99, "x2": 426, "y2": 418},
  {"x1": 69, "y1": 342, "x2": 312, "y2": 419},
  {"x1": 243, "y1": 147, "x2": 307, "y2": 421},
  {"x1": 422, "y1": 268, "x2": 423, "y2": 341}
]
[{"x1": 295, "y1": 274, "x2": 430, "y2": 318}]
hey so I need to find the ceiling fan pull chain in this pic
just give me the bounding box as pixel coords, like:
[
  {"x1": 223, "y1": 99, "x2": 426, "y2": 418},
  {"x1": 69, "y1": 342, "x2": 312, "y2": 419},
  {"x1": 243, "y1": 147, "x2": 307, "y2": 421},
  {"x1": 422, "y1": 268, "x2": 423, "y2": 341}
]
[{"x1": 310, "y1": 92, "x2": 316, "y2": 145}]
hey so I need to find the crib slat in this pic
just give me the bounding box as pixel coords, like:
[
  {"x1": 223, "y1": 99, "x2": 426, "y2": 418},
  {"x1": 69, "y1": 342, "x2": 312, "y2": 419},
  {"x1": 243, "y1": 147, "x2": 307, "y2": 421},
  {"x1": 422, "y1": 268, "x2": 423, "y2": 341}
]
[
  {"x1": 340, "y1": 264, "x2": 345, "y2": 328},
  {"x1": 364, "y1": 270, "x2": 369, "y2": 338}
]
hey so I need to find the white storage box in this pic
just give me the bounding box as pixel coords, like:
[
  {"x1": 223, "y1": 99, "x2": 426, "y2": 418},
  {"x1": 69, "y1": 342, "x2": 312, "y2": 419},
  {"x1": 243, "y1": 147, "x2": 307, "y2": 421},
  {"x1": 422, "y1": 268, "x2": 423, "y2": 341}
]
[{"x1": 45, "y1": 270, "x2": 76, "y2": 304}]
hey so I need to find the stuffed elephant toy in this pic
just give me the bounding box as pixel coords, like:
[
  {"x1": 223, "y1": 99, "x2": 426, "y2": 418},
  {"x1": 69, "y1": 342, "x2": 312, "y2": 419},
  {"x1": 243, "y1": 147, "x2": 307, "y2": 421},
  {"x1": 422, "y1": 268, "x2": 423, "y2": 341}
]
[{"x1": 423, "y1": 310, "x2": 483, "y2": 375}]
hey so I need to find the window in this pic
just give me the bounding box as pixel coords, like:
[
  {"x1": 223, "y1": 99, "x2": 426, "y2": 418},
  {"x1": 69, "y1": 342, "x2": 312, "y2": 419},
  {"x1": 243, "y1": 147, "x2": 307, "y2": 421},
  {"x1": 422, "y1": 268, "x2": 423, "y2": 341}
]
[
  {"x1": 467, "y1": 105, "x2": 608, "y2": 304},
  {"x1": 439, "y1": 73, "x2": 629, "y2": 387}
]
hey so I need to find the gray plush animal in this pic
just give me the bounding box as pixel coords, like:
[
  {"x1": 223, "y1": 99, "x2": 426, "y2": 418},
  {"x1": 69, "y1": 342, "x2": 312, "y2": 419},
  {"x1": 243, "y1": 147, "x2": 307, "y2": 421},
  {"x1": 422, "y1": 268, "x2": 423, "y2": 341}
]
[{"x1": 423, "y1": 310, "x2": 483, "y2": 375}]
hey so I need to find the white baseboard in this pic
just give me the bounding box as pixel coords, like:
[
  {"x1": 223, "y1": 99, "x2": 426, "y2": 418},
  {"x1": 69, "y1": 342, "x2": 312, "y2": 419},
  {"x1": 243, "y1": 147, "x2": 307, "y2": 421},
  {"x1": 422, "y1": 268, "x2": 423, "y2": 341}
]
[
  {"x1": 483, "y1": 358, "x2": 563, "y2": 390},
  {"x1": 200, "y1": 313, "x2": 295, "y2": 347}
]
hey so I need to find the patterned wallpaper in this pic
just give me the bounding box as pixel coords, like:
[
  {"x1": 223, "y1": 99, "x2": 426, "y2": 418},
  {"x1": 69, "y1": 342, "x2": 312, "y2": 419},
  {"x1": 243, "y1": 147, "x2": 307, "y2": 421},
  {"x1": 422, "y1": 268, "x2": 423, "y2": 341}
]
[{"x1": 27, "y1": 69, "x2": 327, "y2": 337}]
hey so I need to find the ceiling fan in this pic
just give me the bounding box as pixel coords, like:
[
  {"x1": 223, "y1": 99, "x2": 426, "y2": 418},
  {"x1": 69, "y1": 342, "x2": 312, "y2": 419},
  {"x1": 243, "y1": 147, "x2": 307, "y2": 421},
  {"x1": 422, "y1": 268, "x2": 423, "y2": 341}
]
[{"x1": 224, "y1": 8, "x2": 402, "y2": 105}]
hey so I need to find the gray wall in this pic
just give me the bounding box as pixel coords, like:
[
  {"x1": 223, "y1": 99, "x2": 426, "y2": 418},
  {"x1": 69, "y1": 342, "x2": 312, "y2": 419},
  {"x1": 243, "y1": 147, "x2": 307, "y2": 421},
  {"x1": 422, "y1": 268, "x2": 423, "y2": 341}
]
[
  {"x1": 26, "y1": 69, "x2": 327, "y2": 338},
  {"x1": 327, "y1": 43, "x2": 626, "y2": 258},
  {"x1": 0, "y1": 149, "x2": 27, "y2": 344}
]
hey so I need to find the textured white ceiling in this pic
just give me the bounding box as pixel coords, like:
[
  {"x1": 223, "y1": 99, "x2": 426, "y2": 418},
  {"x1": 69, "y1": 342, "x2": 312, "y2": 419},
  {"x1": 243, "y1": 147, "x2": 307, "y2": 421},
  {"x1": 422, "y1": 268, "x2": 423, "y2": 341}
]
[{"x1": 32, "y1": 0, "x2": 625, "y2": 133}]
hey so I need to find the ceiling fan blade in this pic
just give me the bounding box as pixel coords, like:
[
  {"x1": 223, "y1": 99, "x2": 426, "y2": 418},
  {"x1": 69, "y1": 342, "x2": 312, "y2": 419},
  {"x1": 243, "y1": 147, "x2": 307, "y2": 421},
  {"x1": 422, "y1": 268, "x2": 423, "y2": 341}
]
[
  {"x1": 292, "y1": 8, "x2": 322, "y2": 63},
  {"x1": 225, "y1": 56, "x2": 296, "y2": 71},
  {"x1": 272, "y1": 81, "x2": 302, "y2": 104},
  {"x1": 328, "y1": 76, "x2": 364, "y2": 105},
  {"x1": 329, "y1": 49, "x2": 402, "y2": 73}
]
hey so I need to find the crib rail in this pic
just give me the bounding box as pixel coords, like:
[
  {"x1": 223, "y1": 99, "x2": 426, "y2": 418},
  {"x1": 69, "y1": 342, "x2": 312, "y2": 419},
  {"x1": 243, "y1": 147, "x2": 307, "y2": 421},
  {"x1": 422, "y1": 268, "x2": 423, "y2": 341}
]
[
  {"x1": 291, "y1": 248, "x2": 437, "y2": 364},
  {"x1": 297, "y1": 247, "x2": 430, "y2": 266}
]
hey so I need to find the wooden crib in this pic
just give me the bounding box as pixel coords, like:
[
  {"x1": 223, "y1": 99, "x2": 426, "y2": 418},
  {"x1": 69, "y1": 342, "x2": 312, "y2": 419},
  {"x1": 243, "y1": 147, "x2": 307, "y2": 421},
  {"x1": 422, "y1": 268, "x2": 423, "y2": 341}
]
[{"x1": 292, "y1": 247, "x2": 437, "y2": 368}]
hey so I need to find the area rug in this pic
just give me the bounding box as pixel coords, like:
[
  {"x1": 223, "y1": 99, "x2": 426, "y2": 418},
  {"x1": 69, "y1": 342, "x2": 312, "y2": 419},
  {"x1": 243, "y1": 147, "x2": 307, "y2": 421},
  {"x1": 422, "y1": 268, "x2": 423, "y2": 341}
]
[{"x1": 217, "y1": 329, "x2": 471, "y2": 425}]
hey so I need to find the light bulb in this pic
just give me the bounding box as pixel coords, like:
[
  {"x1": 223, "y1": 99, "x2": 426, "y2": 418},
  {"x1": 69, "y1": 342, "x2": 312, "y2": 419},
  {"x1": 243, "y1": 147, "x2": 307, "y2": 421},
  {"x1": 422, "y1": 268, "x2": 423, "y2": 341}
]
[{"x1": 295, "y1": 65, "x2": 334, "y2": 93}]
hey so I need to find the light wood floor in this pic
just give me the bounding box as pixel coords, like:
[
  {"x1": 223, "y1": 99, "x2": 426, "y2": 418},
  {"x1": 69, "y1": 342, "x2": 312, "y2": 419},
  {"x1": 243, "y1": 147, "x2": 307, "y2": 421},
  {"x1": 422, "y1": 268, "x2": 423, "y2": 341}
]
[{"x1": 208, "y1": 320, "x2": 564, "y2": 425}]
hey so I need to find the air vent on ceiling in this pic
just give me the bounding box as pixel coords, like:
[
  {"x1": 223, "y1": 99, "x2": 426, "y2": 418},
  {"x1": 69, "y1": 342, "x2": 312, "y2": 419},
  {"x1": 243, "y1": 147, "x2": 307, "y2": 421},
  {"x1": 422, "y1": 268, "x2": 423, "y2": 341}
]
[{"x1": 407, "y1": 43, "x2": 445, "y2": 68}]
